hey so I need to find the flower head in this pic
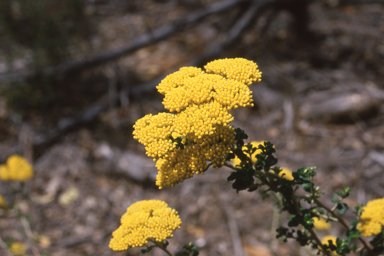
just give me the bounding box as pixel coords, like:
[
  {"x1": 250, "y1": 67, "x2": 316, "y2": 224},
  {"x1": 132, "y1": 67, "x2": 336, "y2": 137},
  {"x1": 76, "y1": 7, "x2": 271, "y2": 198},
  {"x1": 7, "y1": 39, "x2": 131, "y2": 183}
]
[
  {"x1": 10, "y1": 242, "x2": 26, "y2": 256},
  {"x1": 0, "y1": 155, "x2": 33, "y2": 182},
  {"x1": 109, "y1": 200, "x2": 182, "y2": 251},
  {"x1": 313, "y1": 217, "x2": 332, "y2": 230},
  {"x1": 0, "y1": 195, "x2": 8, "y2": 209},
  {"x1": 134, "y1": 58, "x2": 261, "y2": 188},
  {"x1": 358, "y1": 197, "x2": 384, "y2": 237}
]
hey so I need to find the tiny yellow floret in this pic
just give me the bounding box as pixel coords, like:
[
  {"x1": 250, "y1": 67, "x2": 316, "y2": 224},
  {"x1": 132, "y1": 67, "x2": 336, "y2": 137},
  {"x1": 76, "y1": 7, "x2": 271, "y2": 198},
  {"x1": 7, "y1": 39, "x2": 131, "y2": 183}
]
[
  {"x1": 0, "y1": 155, "x2": 33, "y2": 182},
  {"x1": 10, "y1": 242, "x2": 26, "y2": 256},
  {"x1": 313, "y1": 217, "x2": 332, "y2": 230},
  {"x1": 358, "y1": 197, "x2": 384, "y2": 237},
  {"x1": 109, "y1": 200, "x2": 182, "y2": 251}
]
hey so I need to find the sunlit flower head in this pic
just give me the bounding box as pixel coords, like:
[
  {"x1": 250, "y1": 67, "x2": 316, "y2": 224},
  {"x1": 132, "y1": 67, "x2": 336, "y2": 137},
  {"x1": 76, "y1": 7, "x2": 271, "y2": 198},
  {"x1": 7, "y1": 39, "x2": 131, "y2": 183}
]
[
  {"x1": 134, "y1": 58, "x2": 261, "y2": 188},
  {"x1": 0, "y1": 195, "x2": 8, "y2": 209},
  {"x1": 313, "y1": 217, "x2": 332, "y2": 230},
  {"x1": 358, "y1": 197, "x2": 384, "y2": 237},
  {"x1": 109, "y1": 200, "x2": 182, "y2": 251},
  {"x1": 0, "y1": 155, "x2": 33, "y2": 182},
  {"x1": 10, "y1": 242, "x2": 26, "y2": 256}
]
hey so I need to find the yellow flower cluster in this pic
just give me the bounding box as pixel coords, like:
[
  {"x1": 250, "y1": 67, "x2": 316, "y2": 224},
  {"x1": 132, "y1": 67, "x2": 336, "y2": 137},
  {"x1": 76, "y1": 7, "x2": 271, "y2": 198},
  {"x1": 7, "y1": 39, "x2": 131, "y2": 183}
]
[
  {"x1": 358, "y1": 197, "x2": 384, "y2": 237},
  {"x1": 313, "y1": 217, "x2": 332, "y2": 230},
  {"x1": 109, "y1": 200, "x2": 182, "y2": 251},
  {"x1": 0, "y1": 195, "x2": 8, "y2": 209},
  {"x1": 133, "y1": 58, "x2": 261, "y2": 188},
  {"x1": 0, "y1": 155, "x2": 33, "y2": 182},
  {"x1": 10, "y1": 242, "x2": 26, "y2": 256}
]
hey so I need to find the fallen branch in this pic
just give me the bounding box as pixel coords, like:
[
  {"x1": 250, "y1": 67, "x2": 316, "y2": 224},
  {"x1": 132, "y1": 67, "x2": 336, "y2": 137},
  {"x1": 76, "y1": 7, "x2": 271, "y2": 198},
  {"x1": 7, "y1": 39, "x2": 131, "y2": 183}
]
[
  {"x1": 132, "y1": 0, "x2": 264, "y2": 96},
  {"x1": 31, "y1": 0, "x2": 267, "y2": 159},
  {"x1": 2, "y1": 0, "x2": 301, "y2": 161},
  {"x1": 0, "y1": 0, "x2": 247, "y2": 84}
]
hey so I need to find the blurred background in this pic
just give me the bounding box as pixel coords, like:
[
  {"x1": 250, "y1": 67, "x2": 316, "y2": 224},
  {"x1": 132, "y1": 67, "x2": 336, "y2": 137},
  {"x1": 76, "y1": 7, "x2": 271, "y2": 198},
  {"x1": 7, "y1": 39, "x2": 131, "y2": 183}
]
[{"x1": 0, "y1": 0, "x2": 384, "y2": 255}]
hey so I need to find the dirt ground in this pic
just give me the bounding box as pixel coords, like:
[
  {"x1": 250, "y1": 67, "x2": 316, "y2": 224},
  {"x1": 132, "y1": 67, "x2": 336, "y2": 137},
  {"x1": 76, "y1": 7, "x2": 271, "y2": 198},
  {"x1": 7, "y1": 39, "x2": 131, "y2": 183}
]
[{"x1": 1, "y1": 1, "x2": 384, "y2": 255}]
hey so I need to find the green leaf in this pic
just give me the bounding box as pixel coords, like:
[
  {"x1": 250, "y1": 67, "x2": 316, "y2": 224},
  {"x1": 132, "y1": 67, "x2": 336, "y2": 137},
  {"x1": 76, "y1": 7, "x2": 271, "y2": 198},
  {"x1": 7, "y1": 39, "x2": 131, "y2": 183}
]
[
  {"x1": 288, "y1": 215, "x2": 300, "y2": 227},
  {"x1": 234, "y1": 128, "x2": 248, "y2": 141},
  {"x1": 336, "y1": 203, "x2": 349, "y2": 215},
  {"x1": 331, "y1": 196, "x2": 339, "y2": 204},
  {"x1": 266, "y1": 155, "x2": 278, "y2": 167},
  {"x1": 347, "y1": 229, "x2": 360, "y2": 239},
  {"x1": 296, "y1": 230, "x2": 310, "y2": 246},
  {"x1": 183, "y1": 243, "x2": 199, "y2": 256},
  {"x1": 227, "y1": 169, "x2": 254, "y2": 192},
  {"x1": 350, "y1": 220, "x2": 358, "y2": 229},
  {"x1": 226, "y1": 152, "x2": 235, "y2": 161},
  {"x1": 335, "y1": 237, "x2": 351, "y2": 254},
  {"x1": 336, "y1": 187, "x2": 351, "y2": 198},
  {"x1": 247, "y1": 184, "x2": 259, "y2": 192},
  {"x1": 301, "y1": 183, "x2": 313, "y2": 192}
]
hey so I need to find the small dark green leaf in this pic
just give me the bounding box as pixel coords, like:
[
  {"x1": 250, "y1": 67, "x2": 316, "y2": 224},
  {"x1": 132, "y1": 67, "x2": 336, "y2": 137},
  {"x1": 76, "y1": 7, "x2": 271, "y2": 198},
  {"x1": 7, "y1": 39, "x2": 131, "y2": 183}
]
[
  {"x1": 247, "y1": 184, "x2": 259, "y2": 192},
  {"x1": 301, "y1": 183, "x2": 313, "y2": 192},
  {"x1": 336, "y1": 203, "x2": 349, "y2": 215},
  {"x1": 288, "y1": 216, "x2": 300, "y2": 227},
  {"x1": 227, "y1": 172, "x2": 237, "y2": 181},
  {"x1": 337, "y1": 187, "x2": 351, "y2": 198},
  {"x1": 347, "y1": 229, "x2": 360, "y2": 239},
  {"x1": 192, "y1": 251, "x2": 199, "y2": 256},
  {"x1": 331, "y1": 196, "x2": 339, "y2": 203}
]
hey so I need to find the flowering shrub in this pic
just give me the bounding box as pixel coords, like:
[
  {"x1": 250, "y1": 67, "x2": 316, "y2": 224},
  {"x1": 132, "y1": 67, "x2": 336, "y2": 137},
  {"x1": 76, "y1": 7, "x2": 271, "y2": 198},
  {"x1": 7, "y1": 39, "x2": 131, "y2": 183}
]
[
  {"x1": 0, "y1": 155, "x2": 33, "y2": 182},
  {"x1": 111, "y1": 58, "x2": 384, "y2": 255}
]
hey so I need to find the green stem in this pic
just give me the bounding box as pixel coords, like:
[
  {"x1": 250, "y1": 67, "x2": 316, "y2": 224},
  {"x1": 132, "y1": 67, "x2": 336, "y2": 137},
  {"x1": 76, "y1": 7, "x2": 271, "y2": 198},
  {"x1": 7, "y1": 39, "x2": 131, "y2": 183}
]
[
  {"x1": 149, "y1": 240, "x2": 173, "y2": 256},
  {"x1": 290, "y1": 194, "x2": 330, "y2": 256},
  {"x1": 223, "y1": 162, "x2": 238, "y2": 171}
]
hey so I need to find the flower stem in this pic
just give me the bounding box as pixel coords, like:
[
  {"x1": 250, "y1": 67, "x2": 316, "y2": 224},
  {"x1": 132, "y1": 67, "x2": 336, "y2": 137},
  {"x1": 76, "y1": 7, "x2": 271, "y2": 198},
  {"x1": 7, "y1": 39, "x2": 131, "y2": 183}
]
[{"x1": 150, "y1": 240, "x2": 174, "y2": 256}]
